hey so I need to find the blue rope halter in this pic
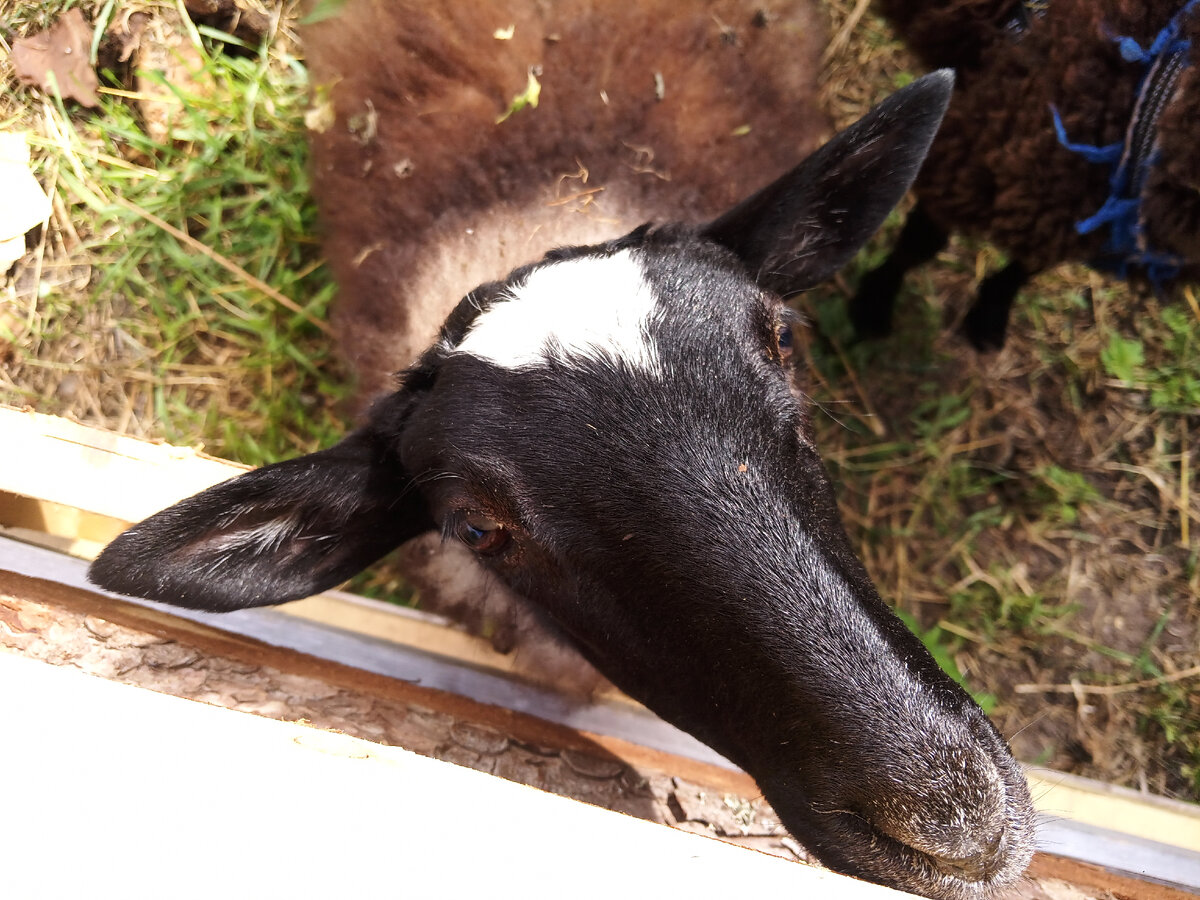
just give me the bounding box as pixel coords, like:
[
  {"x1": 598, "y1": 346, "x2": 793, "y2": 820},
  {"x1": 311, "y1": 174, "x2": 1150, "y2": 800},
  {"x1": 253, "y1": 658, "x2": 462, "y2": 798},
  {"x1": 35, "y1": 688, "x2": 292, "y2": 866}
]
[{"x1": 1049, "y1": 0, "x2": 1199, "y2": 286}]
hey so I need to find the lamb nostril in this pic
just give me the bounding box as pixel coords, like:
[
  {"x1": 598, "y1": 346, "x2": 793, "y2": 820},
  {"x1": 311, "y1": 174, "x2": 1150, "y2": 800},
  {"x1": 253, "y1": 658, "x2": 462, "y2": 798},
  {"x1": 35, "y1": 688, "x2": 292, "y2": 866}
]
[
  {"x1": 861, "y1": 744, "x2": 1021, "y2": 884},
  {"x1": 927, "y1": 830, "x2": 1006, "y2": 882},
  {"x1": 931, "y1": 854, "x2": 988, "y2": 882},
  {"x1": 872, "y1": 815, "x2": 1008, "y2": 884}
]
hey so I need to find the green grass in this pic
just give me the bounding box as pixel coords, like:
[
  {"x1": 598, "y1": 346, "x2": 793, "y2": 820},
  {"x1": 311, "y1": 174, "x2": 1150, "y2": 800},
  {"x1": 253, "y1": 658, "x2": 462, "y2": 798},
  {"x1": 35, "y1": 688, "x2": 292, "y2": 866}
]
[
  {"x1": 3, "y1": 0, "x2": 90, "y2": 33},
  {"x1": 1103, "y1": 304, "x2": 1200, "y2": 412},
  {"x1": 1027, "y1": 463, "x2": 1101, "y2": 526},
  {"x1": 97, "y1": 30, "x2": 346, "y2": 463},
  {"x1": 6, "y1": 2, "x2": 348, "y2": 465}
]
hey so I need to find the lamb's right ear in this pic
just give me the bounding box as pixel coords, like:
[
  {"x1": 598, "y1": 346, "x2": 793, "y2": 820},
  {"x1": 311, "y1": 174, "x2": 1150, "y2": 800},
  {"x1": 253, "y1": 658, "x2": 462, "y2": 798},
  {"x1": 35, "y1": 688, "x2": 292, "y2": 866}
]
[
  {"x1": 703, "y1": 70, "x2": 954, "y2": 295},
  {"x1": 88, "y1": 423, "x2": 433, "y2": 612}
]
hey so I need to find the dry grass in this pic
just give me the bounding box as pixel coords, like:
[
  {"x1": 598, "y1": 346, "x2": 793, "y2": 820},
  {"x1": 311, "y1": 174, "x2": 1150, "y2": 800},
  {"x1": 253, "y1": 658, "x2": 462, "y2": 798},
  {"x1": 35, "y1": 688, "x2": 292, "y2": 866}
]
[
  {"x1": 0, "y1": 0, "x2": 347, "y2": 465},
  {"x1": 814, "y1": 0, "x2": 1200, "y2": 799},
  {"x1": 1, "y1": 0, "x2": 1196, "y2": 799}
]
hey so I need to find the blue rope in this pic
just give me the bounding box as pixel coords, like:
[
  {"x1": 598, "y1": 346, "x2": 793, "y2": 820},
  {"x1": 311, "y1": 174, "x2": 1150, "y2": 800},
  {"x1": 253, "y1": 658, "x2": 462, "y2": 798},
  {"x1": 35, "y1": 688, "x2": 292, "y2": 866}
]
[{"x1": 1049, "y1": 0, "x2": 1200, "y2": 286}]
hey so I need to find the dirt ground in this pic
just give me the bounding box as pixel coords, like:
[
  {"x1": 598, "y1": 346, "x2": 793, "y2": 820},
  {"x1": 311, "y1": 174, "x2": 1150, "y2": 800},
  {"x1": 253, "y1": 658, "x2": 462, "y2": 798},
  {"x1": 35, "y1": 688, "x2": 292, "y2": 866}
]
[
  {"x1": 817, "y1": 0, "x2": 1199, "y2": 800},
  {"x1": 1, "y1": 0, "x2": 1197, "y2": 803}
]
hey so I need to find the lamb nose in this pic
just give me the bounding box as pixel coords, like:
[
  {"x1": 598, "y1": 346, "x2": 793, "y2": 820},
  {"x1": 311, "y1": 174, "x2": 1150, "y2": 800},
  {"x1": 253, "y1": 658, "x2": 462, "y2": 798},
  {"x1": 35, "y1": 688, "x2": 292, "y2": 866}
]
[
  {"x1": 928, "y1": 830, "x2": 1006, "y2": 882},
  {"x1": 876, "y1": 809, "x2": 1008, "y2": 883},
  {"x1": 867, "y1": 745, "x2": 1014, "y2": 879}
]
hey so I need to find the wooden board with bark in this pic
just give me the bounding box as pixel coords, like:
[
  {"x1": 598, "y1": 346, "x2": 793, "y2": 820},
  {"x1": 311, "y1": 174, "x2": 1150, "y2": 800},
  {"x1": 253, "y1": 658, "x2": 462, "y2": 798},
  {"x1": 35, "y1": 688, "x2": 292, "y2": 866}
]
[{"x1": 0, "y1": 566, "x2": 1194, "y2": 900}]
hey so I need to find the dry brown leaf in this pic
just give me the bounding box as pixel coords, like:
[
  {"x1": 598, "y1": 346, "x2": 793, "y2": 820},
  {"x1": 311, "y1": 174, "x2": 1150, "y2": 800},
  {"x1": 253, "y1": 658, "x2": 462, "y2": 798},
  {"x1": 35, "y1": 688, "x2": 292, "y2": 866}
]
[{"x1": 11, "y1": 8, "x2": 101, "y2": 108}]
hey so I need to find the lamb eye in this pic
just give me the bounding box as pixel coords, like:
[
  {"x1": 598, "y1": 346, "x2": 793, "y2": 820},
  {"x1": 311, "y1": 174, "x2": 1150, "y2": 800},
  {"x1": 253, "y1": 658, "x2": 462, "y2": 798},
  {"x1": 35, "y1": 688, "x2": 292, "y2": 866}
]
[
  {"x1": 457, "y1": 514, "x2": 509, "y2": 554},
  {"x1": 776, "y1": 323, "x2": 794, "y2": 361}
]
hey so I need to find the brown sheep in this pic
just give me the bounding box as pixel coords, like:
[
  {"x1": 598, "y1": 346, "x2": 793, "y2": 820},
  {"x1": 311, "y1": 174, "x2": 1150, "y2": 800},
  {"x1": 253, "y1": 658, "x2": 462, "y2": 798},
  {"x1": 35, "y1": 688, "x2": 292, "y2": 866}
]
[{"x1": 853, "y1": 0, "x2": 1200, "y2": 349}]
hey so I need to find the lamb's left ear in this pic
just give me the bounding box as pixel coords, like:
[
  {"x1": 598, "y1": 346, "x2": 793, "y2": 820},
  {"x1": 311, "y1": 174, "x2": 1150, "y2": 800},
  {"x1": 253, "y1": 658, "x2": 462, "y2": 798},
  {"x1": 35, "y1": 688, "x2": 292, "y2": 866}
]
[
  {"x1": 88, "y1": 423, "x2": 433, "y2": 612},
  {"x1": 704, "y1": 70, "x2": 953, "y2": 295}
]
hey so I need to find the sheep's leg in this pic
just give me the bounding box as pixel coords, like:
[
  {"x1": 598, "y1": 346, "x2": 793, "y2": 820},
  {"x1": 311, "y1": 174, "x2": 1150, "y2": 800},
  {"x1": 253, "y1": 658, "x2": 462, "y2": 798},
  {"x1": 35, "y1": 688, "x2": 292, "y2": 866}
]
[
  {"x1": 960, "y1": 260, "x2": 1030, "y2": 351},
  {"x1": 849, "y1": 203, "x2": 948, "y2": 338}
]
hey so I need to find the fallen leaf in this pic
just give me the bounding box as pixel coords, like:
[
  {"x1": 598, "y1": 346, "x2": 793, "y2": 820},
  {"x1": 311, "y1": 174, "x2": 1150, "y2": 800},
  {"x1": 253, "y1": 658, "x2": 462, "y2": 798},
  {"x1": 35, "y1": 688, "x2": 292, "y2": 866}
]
[
  {"x1": 0, "y1": 133, "x2": 52, "y2": 270},
  {"x1": 11, "y1": 8, "x2": 101, "y2": 108}
]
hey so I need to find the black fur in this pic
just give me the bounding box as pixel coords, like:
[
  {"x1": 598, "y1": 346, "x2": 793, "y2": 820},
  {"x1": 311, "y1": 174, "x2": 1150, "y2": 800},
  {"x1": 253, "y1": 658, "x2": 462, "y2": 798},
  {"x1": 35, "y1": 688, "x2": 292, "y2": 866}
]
[
  {"x1": 88, "y1": 420, "x2": 433, "y2": 610},
  {"x1": 90, "y1": 76, "x2": 1035, "y2": 900}
]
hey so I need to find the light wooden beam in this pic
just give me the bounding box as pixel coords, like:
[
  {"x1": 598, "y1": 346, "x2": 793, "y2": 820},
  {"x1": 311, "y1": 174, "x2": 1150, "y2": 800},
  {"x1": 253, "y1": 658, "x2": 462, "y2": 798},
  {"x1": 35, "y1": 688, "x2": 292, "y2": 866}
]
[{"x1": 0, "y1": 651, "x2": 905, "y2": 900}]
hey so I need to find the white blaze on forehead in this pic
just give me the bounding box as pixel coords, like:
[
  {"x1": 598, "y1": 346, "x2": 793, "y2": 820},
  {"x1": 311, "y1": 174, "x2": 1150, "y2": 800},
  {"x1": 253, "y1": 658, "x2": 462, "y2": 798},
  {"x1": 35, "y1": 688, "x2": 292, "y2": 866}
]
[{"x1": 454, "y1": 249, "x2": 662, "y2": 373}]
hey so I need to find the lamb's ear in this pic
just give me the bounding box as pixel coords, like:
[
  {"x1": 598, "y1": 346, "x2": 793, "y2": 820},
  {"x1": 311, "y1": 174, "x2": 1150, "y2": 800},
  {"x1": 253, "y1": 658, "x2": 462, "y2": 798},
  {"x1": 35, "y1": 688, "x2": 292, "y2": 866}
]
[
  {"x1": 703, "y1": 70, "x2": 954, "y2": 295},
  {"x1": 88, "y1": 425, "x2": 433, "y2": 612}
]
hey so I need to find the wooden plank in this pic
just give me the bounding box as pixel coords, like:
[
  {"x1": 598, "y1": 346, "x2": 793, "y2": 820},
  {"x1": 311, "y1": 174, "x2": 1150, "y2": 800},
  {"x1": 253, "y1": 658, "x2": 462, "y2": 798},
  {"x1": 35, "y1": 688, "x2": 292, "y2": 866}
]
[
  {"x1": 0, "y1": 404, "x2": 245, "y2": 523},
  {"x1": 287, "y1": 590, "x2": 548, "y2": 681},
  {"x1": 0, "y1": 490, "x2": 117, "y2": 558},
  {"x1": 0, "y1": 490, "x2": 124, "y2": 545},
  {"x1": 1028, "y1": 854, "x2": 1199, "y2": 900},
  {"x1": 0, "y1": 536, "x2": 724, "y2": 765},
  {"x1": 285, "y1": 591, "x2": 632, "y2": 705},
  {"x1": 1026, "y1": 770, "x2": 1200, "y2": 854},
  {"x1": 0, "y1": 651, "x2": 903, "y2": 900},
  {"x1": 0, "y1": 484, "x2": 550, "y2": 693},
  {"x1": 0, "y1": 496, "x2": 631, "y2": 703},
  {"x1": 0, "y1": 568, "x2": 768, "y2": 824},
  {"x1": 1, "y1": 567, "x2": 1196, "y2": 899}
]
